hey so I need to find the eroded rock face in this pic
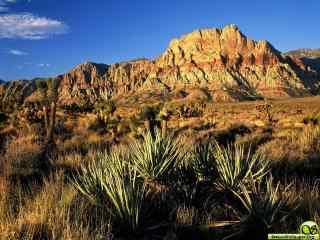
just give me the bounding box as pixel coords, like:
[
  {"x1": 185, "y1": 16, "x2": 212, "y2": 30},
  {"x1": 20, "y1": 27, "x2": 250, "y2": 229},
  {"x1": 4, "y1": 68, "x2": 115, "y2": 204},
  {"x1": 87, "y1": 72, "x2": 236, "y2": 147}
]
[
  {"x1": 145, "y1": 24, "x2": 317, "y2": 99},
  {"x1": 57, "y1": 59, "x2": 155, "y2": 104},
  {"x1": 0, "y1": 80, "x2": 36, "y2": 109},
  {"x1": 155, "y1": 25, "x2": 282, "y2": 68},
  {"x1": 3, "y1": 25, "x2": 320, "y2": 105}
]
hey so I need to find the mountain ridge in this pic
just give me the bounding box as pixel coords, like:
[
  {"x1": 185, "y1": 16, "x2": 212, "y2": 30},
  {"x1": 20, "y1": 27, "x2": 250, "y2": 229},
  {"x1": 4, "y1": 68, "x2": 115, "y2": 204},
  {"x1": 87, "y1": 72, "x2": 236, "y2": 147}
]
[
  {"x1": 2, "y1": 24, "x2": 320, "y2": 105},
  {"x1": 55, "y1": 24, "x2": 319, "y2": 104}
]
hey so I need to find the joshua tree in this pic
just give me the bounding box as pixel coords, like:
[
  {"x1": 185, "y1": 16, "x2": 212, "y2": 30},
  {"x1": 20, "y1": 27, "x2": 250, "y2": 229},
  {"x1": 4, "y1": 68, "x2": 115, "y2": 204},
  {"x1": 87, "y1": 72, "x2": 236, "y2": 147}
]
[
  {"x1": 256, "y1": 100, "x2": 276, "y2": 133},
  {"x1": 94, "y1": 100, "x2": 116, "y2": 125},
  {"x1": 158, "y1": 107, "x2": 171, "y2": 136},
  {"x1": 36, "y1": 78, "x2": 60, "y2": 159},
  {"x1": 139, "y1": 106, "x2": 158, "y2": 136}
]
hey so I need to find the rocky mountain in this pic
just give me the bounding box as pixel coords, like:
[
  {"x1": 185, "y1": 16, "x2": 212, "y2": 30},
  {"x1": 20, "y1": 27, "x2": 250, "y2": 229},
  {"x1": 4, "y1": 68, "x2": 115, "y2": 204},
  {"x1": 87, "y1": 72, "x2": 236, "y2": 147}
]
[
  {"x1": 0, "y1": 80, "x2": 36, "y2": 108},
  {"x1": 2, "y1": 24, "x2": 320, "y2": 106},
  {"x1": 286, "y1": 48, "x2": 320, "y2": 58},
  {"x1": 54, "y1": 24, "x2": 319, "y2": 104},
  {"x1": 285, "y1": 48, "x2": 320, "y2": 73}
]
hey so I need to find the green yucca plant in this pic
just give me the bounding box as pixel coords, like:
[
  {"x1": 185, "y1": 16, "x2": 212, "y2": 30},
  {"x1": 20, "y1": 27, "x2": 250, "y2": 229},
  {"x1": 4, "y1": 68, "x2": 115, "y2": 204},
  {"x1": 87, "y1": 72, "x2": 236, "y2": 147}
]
[
  {"x1": 72, "y1": 150, "x2": 148, "y2": 232},
  {"x1": 232, "y1": 178, "x2": 292, "y2": 238},
  {"x1": 130, "y1": 129, "x2": 185, "y2": 183},
  {"x1": 192, "y1": 141, "x2": 216, "y2": 182},
  {"x1": 213, "y1": 142, "x2": 269, "y2": 192}
]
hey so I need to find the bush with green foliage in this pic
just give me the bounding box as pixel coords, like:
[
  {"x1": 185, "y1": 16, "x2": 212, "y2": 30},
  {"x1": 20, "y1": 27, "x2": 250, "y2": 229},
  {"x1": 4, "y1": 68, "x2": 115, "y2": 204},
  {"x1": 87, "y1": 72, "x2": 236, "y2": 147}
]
[
  {"x1": 191, "y1": 141, "x2": 216, "y2": 182},
  {"x1": 130, "y1": 129, "x2": 185, "y2": 183},
  {"x1": 303, "y1": 114, "x2": 320, "y2": 125},
  {"x1": 94, "y1": 100, "x2": 117, "y2": 125},
  {"x1": 174, "y1": 103, "x2": 203, "y2": 118},
  {"x1": 213, "y1": 142, "x2": 269, "y2": 192},
  {"x1": 72, "y1": 149, "x2": 149, "y2": 233},
  {"x1": 232, "y1": 178, "x2": 292, "y2": 239}
]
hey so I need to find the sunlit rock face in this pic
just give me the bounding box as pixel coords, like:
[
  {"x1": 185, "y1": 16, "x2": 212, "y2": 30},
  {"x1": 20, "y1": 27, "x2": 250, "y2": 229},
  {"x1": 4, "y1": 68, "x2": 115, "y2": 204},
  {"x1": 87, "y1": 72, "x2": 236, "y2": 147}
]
[{"x1": 2, "y1": 25, "x2": 320, "y2": 105}]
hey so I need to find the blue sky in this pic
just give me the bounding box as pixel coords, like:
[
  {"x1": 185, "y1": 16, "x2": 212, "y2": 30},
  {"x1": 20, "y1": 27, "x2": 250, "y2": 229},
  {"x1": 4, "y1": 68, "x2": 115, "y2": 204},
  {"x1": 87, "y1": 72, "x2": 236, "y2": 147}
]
[{"x1": 0, "y1": 0, "x2": 319, "y2": 80}]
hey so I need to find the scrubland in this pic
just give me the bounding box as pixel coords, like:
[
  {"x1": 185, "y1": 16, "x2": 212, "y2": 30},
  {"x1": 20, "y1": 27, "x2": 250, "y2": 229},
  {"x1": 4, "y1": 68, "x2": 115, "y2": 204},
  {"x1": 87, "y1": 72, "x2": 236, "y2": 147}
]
[{"x1": 1, "y1": 92, "x2": 320, "y2": 239}]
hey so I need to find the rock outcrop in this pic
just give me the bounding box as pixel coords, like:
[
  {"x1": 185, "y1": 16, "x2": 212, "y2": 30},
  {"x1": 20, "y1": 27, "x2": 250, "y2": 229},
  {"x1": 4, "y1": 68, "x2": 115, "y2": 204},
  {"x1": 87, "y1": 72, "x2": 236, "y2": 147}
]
[
  {"x1": 286, "y1": 48, "x2": 320, "y2": 73},
  {"x1": 147, "y1": 25, "x2": 316, "y2": 99},
  {"x1": 0, "y1": 80, "x2": 36, "y2": 109},
  {"x1": 2, "y1": 25, "x2": 320, "y2": 105},
  {"x1": 55, "y1": 25, "x2": 319, "y2": 103}
]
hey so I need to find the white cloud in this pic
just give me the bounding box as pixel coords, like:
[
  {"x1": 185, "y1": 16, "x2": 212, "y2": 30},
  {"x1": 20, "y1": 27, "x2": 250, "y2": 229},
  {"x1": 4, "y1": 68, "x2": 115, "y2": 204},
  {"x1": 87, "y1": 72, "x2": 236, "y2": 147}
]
[
  {"x1": 9, "y1": 49, "x2": 28, "y2": 55},
  {"x1": 37, "y1": 63, "x2": 51, "y2": 67},
  {"x1": 0, "y1": 13, "x2": 68, "y2": 39}
]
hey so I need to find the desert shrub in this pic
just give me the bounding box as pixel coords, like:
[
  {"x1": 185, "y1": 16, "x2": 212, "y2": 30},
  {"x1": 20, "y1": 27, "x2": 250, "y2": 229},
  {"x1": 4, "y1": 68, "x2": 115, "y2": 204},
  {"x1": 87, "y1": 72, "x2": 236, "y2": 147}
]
[
  {"x1": 127, "y1": 116, "x2": 142, "y2": 137},
  {"x1": 191, "y1": 141, "x2": 216, "y2": 182},
  {"x1": 116, "y1": 121, "x2": 131, "y2": 136},
  {"x1": 139, "y1": 105, "x2": 160, "y2": 132},
  {"x1": 175, "y1": 103, "x2": 203, "y2": 118},
  {"x1": 256, "y1": 101, "x2": 275, "y2": 124},
  {"x1": 72, "y1": 149, "x2": 149, "y2": 233},
  {"x1": 175, "y1": 89, "x2": 189, "y2": 98},
  {"x1": 303, "y1": 114, "x2": 320, "y2": 125},
  {"x1": 232, "y1": 178, "x2": 293, "y2": 239},
  {"x1": 213, "y1": 142, "x2": 269, "y2": 192},
  {"x1": 175, "y1": 205, "x2": 199, "y2": 227},
  {"x1": 298, "y1": 126, "x2": 320, "y2": 154},
  {"x1": 261, "y1": 126, "x2": 320, "y2": 179},
  {"x1": 287, "y1": 179, "x2": 320, "y2": 223},
  {"x1": 62, "y1": 102, "x2": 94, "y2": 113},
  {"x1": 0, "y1": 171, "x2": 98, "y2": 239},
  {"x1": 3, "y1": 134, "x2": 42, "y2": 174},
  {"x1": 94, "y1": 100, "x2": 117, "y2": 125},
  {"x1": 130, "y1": 129, "x2": 186, "y2": 184},
  {"x1": 158, "y1": 106, "x2": 172, "y2": 136}
]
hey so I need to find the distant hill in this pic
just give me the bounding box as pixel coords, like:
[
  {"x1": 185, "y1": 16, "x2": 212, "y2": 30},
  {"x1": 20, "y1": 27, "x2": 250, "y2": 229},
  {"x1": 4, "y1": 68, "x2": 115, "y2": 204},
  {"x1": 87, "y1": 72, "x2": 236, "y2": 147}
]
[
  {"x1": 285, "y1": 48, "x2": 320, "y2": 58},
  {"x1": 285, "y1": 48, "x2": 320, "y2": 72}
]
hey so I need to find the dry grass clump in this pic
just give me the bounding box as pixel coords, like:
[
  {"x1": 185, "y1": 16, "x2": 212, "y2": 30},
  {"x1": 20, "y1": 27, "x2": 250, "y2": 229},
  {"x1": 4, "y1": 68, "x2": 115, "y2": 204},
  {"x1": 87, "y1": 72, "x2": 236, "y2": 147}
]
[
  {"x1": 0, "y1": 171, "x2": 109, "y2": 240},
  {"x1": 1, "y1": 133, "x2": 43, "y2": 180},
  {"x1": 175, "y1": 205, "x2": 199, "y2": 227},
  {"x1": 258, "y1": 126, "x2": 320, "y2": 178}
]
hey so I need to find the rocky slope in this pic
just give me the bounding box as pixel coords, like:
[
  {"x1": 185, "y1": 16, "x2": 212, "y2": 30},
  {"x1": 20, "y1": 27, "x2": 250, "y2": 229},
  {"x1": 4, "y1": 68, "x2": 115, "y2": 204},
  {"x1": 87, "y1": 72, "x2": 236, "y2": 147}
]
[
  {"x1": 55, "y1": 24, "x2": 319, "y2": 104},
  {"x1": 0, "y1": 80, "x2": 35, "y2": 108},
  {"x1": 286, "y1": 48, "x2": 320, "y2": 58},
  {"x1": 286, "y1": 48, "x2": 320, "y2": 72},
  {"x1": 2, "y1": 25, "x2": 320, "y2": 106}
]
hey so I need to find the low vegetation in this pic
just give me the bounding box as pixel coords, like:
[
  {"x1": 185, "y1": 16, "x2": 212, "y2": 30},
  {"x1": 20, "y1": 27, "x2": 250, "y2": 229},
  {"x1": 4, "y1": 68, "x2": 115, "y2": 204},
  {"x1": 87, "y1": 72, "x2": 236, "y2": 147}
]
[{"x1": 1, "y1": 96, "x2": 320, "y2": 239}]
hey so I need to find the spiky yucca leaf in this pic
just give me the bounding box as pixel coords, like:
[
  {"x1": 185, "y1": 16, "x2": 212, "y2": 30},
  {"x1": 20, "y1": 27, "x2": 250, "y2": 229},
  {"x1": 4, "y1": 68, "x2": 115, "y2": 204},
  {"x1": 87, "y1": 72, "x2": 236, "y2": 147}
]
[
  {"x1": 192, "y1": 141, "x2": 216, "y2": 182},
  {"x1": 130, "y1": 130, "x2": 184, "y2": 182},
  {"x1": 214, "y1": 142, "x2": 269, "y2": 191},
  {"x1": 72, "y1": 150, "x2": 148, "y2": 232},
  {"x1": 233, "y1": 178, "x2": 292, "y2": 232}
]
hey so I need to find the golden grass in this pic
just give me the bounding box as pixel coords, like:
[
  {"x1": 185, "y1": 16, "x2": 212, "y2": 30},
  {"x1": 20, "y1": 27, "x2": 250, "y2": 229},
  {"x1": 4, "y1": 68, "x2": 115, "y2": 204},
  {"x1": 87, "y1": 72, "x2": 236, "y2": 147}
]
[
  {"x1": 2, "y1": 96, "x2": 320, "y2": 238},
  {"x1": 0, "y1": 171, "x2": 104, "y2": 240}
]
